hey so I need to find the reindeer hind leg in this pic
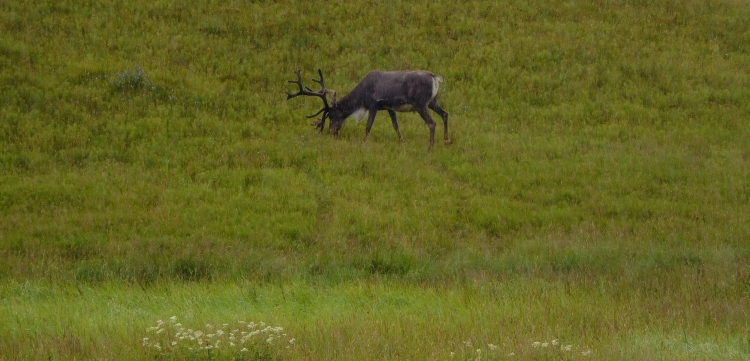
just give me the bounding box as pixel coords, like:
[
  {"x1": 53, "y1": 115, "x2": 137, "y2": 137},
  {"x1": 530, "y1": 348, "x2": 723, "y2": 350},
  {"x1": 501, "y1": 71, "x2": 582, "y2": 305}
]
[
  {"x1": 416, "y1": 106, "x2": 436, "y2": 149},
  {"x1": 429, "y1": 99, "x2": 450, "y2": 145}
]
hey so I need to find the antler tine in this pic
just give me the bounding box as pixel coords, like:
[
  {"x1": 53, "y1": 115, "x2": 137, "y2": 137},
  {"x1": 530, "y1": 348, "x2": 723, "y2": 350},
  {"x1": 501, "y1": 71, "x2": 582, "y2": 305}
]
[
  {"x1": 306, "y1": 108, "x2": 326, "y2": 119},
  {"x1": 311, "y1": 69, "x2": 337, "y2": 107},
  {"x1": 285, "y1": 69, "x2": 330, "y2": 109},
  {"x1": 311, "y1": 68, "x2": 326, "y2": 92},
  {"x1": 285, "y1": 69, "x2": 305, "y2": 100},
  {"x1": 286, "y1": 69, "x2": 332, "y2": 133}
]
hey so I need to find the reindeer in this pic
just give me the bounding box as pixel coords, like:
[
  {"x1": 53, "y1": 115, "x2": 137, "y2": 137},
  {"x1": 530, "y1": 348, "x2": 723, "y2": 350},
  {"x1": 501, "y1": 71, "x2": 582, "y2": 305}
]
[{"x1": 285, "y1": 69, "x2": 450, "y2": 148}]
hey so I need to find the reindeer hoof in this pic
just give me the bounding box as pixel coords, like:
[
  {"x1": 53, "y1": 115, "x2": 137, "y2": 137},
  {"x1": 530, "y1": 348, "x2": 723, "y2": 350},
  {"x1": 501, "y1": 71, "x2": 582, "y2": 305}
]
[{"x1": 444, "y1": 139, "x2": 453, "y2": 145}]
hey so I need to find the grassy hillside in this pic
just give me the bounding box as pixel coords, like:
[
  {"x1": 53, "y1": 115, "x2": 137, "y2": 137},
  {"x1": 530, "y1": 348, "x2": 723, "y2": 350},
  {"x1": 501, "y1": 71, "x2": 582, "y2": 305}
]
[{"x1": 1, "y1": 0, "x2": 749, "y2": 360}]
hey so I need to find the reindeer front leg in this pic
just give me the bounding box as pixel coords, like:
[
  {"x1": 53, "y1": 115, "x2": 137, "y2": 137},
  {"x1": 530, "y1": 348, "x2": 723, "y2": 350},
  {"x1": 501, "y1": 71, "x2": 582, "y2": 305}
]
[
  {"x1": 363, "y1": 108, "x2": 378, "y2": 142},
  {"x1": 387, "y1": 109, "x2": 405, "y2": 143}
]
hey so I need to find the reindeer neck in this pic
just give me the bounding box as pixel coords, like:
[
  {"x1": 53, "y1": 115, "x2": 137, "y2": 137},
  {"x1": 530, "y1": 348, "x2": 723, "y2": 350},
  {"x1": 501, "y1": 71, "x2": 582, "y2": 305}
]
[{"x1": 333, "y1": 91, "x2": 365, "y2": 117}]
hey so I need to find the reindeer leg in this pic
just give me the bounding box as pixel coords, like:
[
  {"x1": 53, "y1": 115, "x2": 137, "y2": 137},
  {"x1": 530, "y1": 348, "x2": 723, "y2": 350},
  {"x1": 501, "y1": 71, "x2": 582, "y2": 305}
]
[
  {"x1": 429, "y1": 99, "x2": 450, "y2": 145},
  {"x1": 416, "y1": 106, "x2": 436, "y2": 149},
  {"x1": 363, "y1": 108, "x2": 378, "y2": 142},
  {"x1": 387, "y1": 109, "x2": 404, "y2": 143}
]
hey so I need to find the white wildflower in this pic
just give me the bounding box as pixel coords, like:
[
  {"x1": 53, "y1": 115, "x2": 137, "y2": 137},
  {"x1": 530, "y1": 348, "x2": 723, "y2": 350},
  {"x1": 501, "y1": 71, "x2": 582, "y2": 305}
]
[
  {"x1": 487, "y1": 343, "x2": 498, "y2": 350},
  {"x1": 241, "y1": 348, "x2": 248, "y2": 352},
  {"x1": 289, "y1": 338, "x2": 296, "y2": 345},
  {"x1": 551, "y1": 339, "x2": 558, "y2": 346},
  {"x1": 507, "y1": 352, "x2": 515, "y2": 357},
  {"x1": 541, "y1": 342, "x2": 549, "y2": 348},
  {"x1": 582, "y1": 349, "x2": 592, "y2": 356},
  {"x1": 169, "y1": 316, "x2": 178, "y2": 323},
  {"x1": 532, "y1": 341, "x2": 541, "y2": 348}
]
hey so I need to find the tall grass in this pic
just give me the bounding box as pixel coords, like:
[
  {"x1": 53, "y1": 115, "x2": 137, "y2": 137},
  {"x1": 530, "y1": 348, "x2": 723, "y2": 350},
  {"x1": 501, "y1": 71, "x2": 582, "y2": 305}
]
[
  {"x1": 1, "y1": 280, "x2": 747, "y2": 360},
  {"x1": 1, "y1": 0, "x2": 749, "y2": 359}
]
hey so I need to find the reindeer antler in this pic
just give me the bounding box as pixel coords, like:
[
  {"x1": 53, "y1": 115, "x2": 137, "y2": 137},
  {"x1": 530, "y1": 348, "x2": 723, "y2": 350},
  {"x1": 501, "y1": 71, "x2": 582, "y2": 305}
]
[{"x1": 286, "y1": 69, "x2": 334, "y2": 126}]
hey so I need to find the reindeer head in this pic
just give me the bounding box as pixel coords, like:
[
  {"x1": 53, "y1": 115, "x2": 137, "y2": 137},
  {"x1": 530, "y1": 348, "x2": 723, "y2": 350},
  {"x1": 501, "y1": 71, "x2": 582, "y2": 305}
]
[
  {"x1": 285, "y1": 69, "x2": 338, "y2": 134},
  {"x1": 326, "y1": 106, "x2": 348, "y2": 136}
]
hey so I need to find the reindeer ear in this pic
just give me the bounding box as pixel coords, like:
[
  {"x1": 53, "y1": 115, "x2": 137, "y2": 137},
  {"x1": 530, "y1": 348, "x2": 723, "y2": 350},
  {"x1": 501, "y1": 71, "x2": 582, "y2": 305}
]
[{"x1": 326, "y1": 89, "x2": 337, "y2": 106}]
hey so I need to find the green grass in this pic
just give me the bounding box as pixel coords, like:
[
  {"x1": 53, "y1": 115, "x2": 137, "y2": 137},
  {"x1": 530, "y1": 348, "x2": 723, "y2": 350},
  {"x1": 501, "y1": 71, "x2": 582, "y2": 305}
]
[
  {"x1": 2, "y1": 279, "x2": 745, "y2": 360},
  {"x1": 1, "y1": 0, "x2": 749, "y2": 359}
]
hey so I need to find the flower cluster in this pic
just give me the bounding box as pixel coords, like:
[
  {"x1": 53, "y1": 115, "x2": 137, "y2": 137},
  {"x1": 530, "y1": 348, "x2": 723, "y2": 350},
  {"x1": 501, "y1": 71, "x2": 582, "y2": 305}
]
[
  {"x1": 142, "y1": 316, "x2": 295, "y2": 359},
  {"x1": 450, "y1": 340, "x2": 503, "y2": 360},
  {"x1": 450, "y1": 338, "x2": 592, "y2": 360},
  {"x1": 530, "y1": 339, "x2": 592, "y2": 358},
  {"x1": 531, "y1": 338, "x2": 573, "y2": 351}
]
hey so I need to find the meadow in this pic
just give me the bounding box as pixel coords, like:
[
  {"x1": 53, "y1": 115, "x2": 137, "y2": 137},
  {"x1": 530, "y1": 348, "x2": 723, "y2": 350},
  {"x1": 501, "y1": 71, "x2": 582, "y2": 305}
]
[{"x1": 1, "y1": 0, "x2": 749, "y2": 359}]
